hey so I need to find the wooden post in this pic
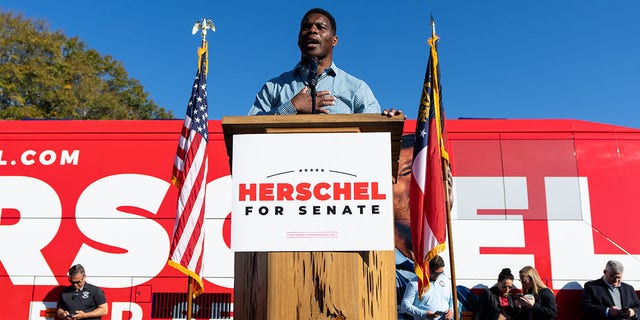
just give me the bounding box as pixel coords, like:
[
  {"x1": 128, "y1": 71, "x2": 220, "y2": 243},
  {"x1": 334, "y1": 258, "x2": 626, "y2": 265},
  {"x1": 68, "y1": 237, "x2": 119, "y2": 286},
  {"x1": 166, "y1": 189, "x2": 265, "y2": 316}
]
[
  {"x1": 234, "y1": 251, "x2": 396, "y2": 319},
  {"x1": 446, "y1": 212, "x2": 459, "y2": 320},
  {"x1": 187, "y1": 277, "x2": 193, "y2": 320}
]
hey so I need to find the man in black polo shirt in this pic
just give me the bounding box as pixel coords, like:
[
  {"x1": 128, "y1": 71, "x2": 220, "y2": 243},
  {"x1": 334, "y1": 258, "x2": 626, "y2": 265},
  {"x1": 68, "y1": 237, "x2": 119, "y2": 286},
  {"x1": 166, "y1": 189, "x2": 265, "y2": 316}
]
[{"x1": 56, "y1": 264, "x2": 108, "y2": 319}]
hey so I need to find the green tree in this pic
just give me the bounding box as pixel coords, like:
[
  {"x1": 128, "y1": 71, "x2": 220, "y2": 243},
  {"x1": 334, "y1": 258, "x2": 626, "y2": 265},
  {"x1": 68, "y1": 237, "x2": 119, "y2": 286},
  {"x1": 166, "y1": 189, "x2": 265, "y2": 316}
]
[{"x1": 0, "y1": 11, "x2": 173, "y2": 119}]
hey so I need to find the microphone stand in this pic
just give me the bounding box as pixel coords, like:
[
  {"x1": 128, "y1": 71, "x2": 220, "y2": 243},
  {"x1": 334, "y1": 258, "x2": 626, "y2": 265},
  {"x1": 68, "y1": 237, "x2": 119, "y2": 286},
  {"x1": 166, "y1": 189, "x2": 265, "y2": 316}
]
[
  {"x1": 308, "y1": 58, "x2": 319, "y2": 114},
  {"x1": 310, "y1": 84, "x2": 317, "y2": 114}
]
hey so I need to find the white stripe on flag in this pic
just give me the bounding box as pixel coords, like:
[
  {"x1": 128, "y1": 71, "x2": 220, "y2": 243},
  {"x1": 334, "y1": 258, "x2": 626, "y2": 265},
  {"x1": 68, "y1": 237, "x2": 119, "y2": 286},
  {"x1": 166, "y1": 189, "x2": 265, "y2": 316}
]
[{"x1": 412, "y1": 146, "x2": 428, "y2": 193}]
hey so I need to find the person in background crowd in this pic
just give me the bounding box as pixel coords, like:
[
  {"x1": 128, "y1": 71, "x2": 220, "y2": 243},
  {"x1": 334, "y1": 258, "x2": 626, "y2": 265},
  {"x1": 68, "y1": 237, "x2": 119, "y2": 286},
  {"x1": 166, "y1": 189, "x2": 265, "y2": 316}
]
[
  {"x1": 56, "y1": 264, "x2": 108, "y2": 320},
  {"x1": 400, "y1": 255, "x2": 454, "y2": 320},
  {"x1": 475, "y1": 268, "x2": 519, "y2": 320},
  {"x1": 396, "y1": 249, "x2": 416, "y2": 320},
  {"x1": 515, "y1": 266, "x2": 557, "y2": 320},
  {"x1": 582, "y1": 260, "x2": 640, "y2": 320}
]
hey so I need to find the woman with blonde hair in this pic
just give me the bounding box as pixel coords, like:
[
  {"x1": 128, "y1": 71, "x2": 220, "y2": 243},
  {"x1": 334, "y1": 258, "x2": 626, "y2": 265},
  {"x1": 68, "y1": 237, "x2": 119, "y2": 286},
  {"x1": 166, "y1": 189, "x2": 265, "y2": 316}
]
[{"x1": 516, "y1": 266, "x2": 557, "y2": 320}]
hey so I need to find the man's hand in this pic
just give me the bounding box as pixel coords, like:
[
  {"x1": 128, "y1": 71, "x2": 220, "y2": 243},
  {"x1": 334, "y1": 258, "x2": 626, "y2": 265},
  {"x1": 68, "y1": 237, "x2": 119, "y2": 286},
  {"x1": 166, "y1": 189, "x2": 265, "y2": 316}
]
[
  {"x1": 609, "y1": 306, "x2": 624, "y2": 318},
  {"x1": 291, "y1": 87, "x2": 334, "y2": 114},
  {"x1": 382, "y1": 108, "x2": 405, "y2": 118},
  {"x1": 57, "y1": 309, "x2": 75, "y2": 320},
  {"x1": 444, "y1": 309, "x2": 454, "y2": 320},
  {"x1": 613, "y1": 307, "x2": 633, "y2": 318}
]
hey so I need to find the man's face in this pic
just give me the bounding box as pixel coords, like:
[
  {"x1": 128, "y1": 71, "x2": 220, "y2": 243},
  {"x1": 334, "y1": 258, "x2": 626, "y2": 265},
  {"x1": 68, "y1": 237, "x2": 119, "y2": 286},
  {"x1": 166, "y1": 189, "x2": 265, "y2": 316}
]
[
  {"x1": 68, "y1": 273, "x2": 85, "y2": 290},
  {"x1": 393, "y1": 145, "x2": 413, "y2": 258},
  {"x1": 604, "y1": 269, "x2": 622, "y2": 287},
  {"x1": 298, "y1": 13, "x2": 337, "y2": 60},
  {"x1": 429, "y1": 266, "x2": 444, "y2": 282},
  {"x1": 394, "y1": 146, "x2": 413, "y2": 221}
]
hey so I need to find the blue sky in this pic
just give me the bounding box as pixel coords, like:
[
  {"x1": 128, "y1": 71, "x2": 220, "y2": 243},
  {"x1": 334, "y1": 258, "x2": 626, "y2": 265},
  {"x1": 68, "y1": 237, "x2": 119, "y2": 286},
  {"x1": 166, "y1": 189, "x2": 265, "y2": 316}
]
[{"x1": 3, "y1": 1, "x2": 639, "y2": 128}]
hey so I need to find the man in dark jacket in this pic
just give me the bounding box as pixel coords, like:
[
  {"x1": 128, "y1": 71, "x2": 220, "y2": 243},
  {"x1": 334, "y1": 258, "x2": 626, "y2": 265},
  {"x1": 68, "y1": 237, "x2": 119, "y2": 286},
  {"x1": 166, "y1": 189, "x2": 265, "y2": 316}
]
[{"x1": 582, "y1": 260, "x2": 640, "y2": 319}]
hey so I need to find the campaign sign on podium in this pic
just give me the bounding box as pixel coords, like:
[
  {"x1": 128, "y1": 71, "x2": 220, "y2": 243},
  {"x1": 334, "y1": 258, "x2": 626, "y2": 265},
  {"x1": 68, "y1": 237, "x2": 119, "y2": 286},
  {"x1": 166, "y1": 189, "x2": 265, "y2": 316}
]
[{"x1": 231, "y1": 132, "x2": 394, "y2": 252}]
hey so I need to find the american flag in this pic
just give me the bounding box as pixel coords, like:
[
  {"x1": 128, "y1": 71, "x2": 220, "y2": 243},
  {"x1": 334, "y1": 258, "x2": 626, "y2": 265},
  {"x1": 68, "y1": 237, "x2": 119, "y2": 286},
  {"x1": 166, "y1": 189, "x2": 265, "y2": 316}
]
[
  {"x1": 168, "y1": 46, "x2": 209, "y2": 297},
  {"x1": 409, "y1": 20, "x2": 453, "y2": 297}
]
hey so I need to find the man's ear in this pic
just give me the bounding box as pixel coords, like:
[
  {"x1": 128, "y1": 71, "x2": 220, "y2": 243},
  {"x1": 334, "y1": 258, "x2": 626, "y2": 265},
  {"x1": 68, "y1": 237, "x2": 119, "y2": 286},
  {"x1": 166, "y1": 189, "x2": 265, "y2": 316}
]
[{"x1": 333, "y1": 35, "x2": 338, "y2": 47}]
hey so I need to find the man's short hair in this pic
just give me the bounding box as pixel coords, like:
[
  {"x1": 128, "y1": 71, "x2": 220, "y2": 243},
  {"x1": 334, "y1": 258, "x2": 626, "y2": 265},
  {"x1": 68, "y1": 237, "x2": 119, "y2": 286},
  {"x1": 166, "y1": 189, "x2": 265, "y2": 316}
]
[
  {"x1": 301, "y1": 8, "x2": 337, "y2": 35},
  {"x1": 401, "y1": 134, "x2": 416, "y2": 149},
  {"x1": 606, "y1": 260, "x2": 624, "y2": 274},
  {"x1": 68, "y1": 264, "x2": 85, "y2": 277},
  {"x1": 429, "y1": 255, "x2": 445, "y2": 270}
]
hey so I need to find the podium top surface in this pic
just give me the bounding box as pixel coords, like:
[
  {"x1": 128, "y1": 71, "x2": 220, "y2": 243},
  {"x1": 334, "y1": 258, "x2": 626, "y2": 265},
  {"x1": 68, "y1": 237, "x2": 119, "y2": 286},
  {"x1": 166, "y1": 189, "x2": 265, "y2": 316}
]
[
  {"x1": 221, "y1": 114, "x2": 406, "y2": 178},
  {"x1": 221, "y1": 114, "x2": 404, "y2": 132}
]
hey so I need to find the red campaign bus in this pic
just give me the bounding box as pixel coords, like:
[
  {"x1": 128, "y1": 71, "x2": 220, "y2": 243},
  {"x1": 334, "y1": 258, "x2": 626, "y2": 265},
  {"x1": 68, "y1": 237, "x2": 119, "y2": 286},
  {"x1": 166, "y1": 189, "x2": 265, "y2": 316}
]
[{"x1": 0, "y1": 118, "x2": 639, "y2": 319}]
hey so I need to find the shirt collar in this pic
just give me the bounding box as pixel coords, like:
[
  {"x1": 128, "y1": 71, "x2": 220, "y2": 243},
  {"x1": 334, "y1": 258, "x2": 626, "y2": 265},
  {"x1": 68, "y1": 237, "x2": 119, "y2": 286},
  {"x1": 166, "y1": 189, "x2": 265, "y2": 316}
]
[{"x1": 295, "y1": 61, "x2": 337, "y2": 78}]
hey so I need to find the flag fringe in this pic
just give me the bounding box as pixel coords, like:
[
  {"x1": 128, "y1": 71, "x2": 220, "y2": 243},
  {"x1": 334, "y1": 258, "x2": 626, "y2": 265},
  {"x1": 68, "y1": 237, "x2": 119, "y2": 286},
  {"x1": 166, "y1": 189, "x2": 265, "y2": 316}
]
[{"x1": 168, "y1": 260, "x2": 204, "y2": 298}]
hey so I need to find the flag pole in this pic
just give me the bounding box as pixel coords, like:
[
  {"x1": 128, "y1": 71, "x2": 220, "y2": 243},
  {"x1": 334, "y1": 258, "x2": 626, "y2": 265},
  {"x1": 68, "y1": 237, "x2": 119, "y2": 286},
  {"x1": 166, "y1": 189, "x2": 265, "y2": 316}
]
[
  {"x1": 446, "y1": 188, "x2": 459, "y2": 320},
  {"x1": 429, "y1": 15, "x2": 460, "y2": 320},
  {"x1": 187, "y1": 277, "x2": 194, "y2": 320}
]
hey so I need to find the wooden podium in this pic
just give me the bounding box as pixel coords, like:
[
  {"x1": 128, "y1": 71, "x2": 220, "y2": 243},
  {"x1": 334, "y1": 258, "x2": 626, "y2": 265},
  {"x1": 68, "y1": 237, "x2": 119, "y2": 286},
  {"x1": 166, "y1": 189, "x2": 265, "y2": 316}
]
[{"x1": 222, "y1": 114, "x2": 404, "y2": 320}]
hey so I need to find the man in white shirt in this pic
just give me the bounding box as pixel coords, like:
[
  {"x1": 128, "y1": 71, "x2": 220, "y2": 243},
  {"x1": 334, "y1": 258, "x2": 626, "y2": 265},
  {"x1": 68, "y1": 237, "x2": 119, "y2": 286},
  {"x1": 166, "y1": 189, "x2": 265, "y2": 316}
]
[{"x1": 400, "y1": 255, "x2": 454, "y2": 320}]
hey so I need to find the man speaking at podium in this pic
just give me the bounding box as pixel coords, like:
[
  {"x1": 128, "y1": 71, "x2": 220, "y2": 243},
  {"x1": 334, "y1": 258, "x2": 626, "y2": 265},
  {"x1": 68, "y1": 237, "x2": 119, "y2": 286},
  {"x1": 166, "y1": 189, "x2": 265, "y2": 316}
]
[{"x1": 248, "y1": 8, "x2": 381, "y2": 115}]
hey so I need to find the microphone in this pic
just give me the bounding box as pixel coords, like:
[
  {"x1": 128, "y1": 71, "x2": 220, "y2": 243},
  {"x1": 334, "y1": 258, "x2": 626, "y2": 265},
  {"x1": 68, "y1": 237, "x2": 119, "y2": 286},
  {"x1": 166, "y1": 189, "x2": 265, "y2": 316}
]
[
  {"x1": 307, "y1": 57, "x2": 319, "y2": 113},
  {"x1": 307, "y1": 57, "x2": 319, "y2": 87}
]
